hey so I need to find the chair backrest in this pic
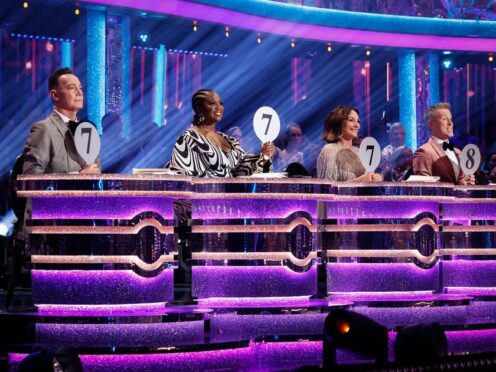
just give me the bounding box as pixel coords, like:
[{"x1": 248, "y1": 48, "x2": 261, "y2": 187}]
[{"x1": 8, "y1": 154, "x2": 26, "y2": 221}]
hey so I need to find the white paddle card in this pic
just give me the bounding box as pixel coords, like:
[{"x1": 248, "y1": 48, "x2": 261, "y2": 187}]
[
  {"x1": 253, "y1": 106, "x2": 280, "y2": 143},
  {"x1": 359, "y1": 137, "x2": 381, "y2": 172},
  {"x1": 460, "y1": 144, "x2": 481, "y2": 176},
  {"x1": 74, "y1": 121, "x2": 101, "y2": 165}
]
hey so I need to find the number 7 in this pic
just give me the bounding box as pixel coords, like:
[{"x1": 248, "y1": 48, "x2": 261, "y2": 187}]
[
  {"x1": 81, "y1": 127, "x2": 92, "y2": 154},
  {"x1": 262, "y1": 113, "x2": 272, "y2": 136},
  {"x1": 366, "y1": 145, "x2": 374, "y2": 166}
]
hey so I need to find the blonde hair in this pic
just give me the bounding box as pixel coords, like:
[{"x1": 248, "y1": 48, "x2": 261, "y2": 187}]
[{"x1": 425, "y1": 102, "x2": 451, "y2": 124}]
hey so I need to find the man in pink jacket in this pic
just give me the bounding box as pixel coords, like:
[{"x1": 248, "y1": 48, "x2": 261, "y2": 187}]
[{"x1": 413, "y1": 102, "x2": 475, "y2": 185}]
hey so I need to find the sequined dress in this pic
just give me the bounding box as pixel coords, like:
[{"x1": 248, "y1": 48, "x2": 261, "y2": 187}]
[{"x1": 316, "y1": 142, "x2": 365, "y2": 181}]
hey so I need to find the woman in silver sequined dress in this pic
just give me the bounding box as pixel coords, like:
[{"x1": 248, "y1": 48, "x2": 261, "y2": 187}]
[{"x1": 317, "y1": 105, "x2": 382, "y2": 182}]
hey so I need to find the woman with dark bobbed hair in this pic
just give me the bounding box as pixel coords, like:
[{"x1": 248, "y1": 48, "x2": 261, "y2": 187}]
[
  {"x1": 166, "y1": 89, "x2": 275, "y2": 177},
  {"x1": 317, "y1": 105, "x2": 382, "y2": 182}
]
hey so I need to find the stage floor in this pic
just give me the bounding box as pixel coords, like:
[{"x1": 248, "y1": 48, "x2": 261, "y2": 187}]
[{"x1": 3, "y1": 288, "x2": 496, "y2": 371}]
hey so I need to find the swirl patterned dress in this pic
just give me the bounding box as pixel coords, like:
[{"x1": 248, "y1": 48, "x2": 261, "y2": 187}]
[{"x1": 165, "y1": 127, "x2": 266, "y2": 177}]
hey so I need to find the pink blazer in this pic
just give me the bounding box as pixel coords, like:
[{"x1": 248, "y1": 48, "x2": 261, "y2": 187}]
[{"x1": 413, "y1": 138, "x2": 463, "y2": 184}]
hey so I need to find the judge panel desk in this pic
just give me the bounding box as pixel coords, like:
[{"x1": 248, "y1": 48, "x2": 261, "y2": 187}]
[
  {"x1": 17, "y1": 174, "x2": 496, "y2": 306},
  {"x1": 8, "y1": 174, "x2": 496, "y2": 370}
]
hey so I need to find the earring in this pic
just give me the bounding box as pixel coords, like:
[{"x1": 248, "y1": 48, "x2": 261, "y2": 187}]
[{"x1": 198, "y1": 114, "x2": 205, "y2": 124}]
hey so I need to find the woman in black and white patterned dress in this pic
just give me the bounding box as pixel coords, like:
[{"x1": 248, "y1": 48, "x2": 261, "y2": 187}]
[{"x1": 165, "y1": 89, "x2": 275, "y2": 177}]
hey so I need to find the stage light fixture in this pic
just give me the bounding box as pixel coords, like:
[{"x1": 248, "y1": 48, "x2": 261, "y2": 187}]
[
  {"x1": 75, "y1": 8, "x2": 80, "y2": 15},
  {"x1": 193, "y1": 20, "x2": 198, "y2": 32},
  {"x1": 327, "y1": 43, "x2": 332, "y2": 52},
  {"x1": 323, "y1": 309, "x2": 388, "y2": 368},
  {"x1": 366, "y1": 48, "x2": 371, "y2": 56},
  {"x1": 442, "y1": 58, "x2": 453, "y2": 69},
  {"x1": 257, "y1": 33, "x2": 261, "y2": 44},
  {"x1": 394, "y1": 322, "x2": 447, "y2": 363},
  {"x1": 489, "y1": 54, "x2": 494, "y2": 62},
  {"x1": 225, "y1": 26, "x2": 230, "y2": 38},
  {"x1": 138, "y1": 31, "x2": 149, "y2": 43},
  {"x1": 290, "y1": 39, "x2": 295, "y2": 48},
  {"x1": 23, "y1": 1, "x2": 28, "y2": 8}
]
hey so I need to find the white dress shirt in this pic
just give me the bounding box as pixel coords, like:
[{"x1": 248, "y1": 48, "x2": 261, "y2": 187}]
[{"x1": 54, "y1": 110, "x2": 76, "y2": 124}]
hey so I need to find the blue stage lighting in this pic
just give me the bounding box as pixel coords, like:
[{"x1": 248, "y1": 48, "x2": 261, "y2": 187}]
[
  {"x1": 442, "y1": 58, "x2": 453, "y2": 69},
  {"x1": 138, "y1": 31, "x2": 149, "y2": 43},
  {"x1": 0, "y1": 209, "x2": 17, "y2": 238}
]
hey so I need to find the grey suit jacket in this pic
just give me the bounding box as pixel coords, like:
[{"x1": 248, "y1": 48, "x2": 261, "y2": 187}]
[
  {"x1": 23, "y1": 111, "x2": 87, "y2": 174},
  {"x1": 413, "y1": 137, "x2": 463, "y2": 184}
]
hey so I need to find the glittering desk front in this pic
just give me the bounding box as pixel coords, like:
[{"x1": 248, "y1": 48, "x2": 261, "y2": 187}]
[{"x1": 17, "y1": 175, "x2": 496, "y2": 305}]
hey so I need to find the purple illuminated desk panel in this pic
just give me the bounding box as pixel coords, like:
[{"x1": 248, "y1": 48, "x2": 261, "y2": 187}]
[{"x1": 17, "y1": 175, "x2": 496, "y2": 305}]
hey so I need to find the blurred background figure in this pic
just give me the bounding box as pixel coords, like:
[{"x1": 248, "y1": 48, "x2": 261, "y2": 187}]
[
  {"x1": 273, "y1": 122, "x2": 320, "y2": 175},
  {"x1": 380, "y1": 122, "x2": 408, "y2": 175},
  {"x1": 274, "y1": 122, "x2": 304, "y2": 172},
  {"x1": 476, "y1": 151, "x2": 496, "y2": 184},
  {"x1": 383, "y1": 146, "x2": 413, "y2": 182}
]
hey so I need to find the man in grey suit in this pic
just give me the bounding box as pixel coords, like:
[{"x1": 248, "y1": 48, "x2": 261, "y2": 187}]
[
  {"x1": 23, "y1": 67, "x2": 100, "y2": 174},
  {"x1": 8, "y1": 69, "x2": 100, "y2": 307}
]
